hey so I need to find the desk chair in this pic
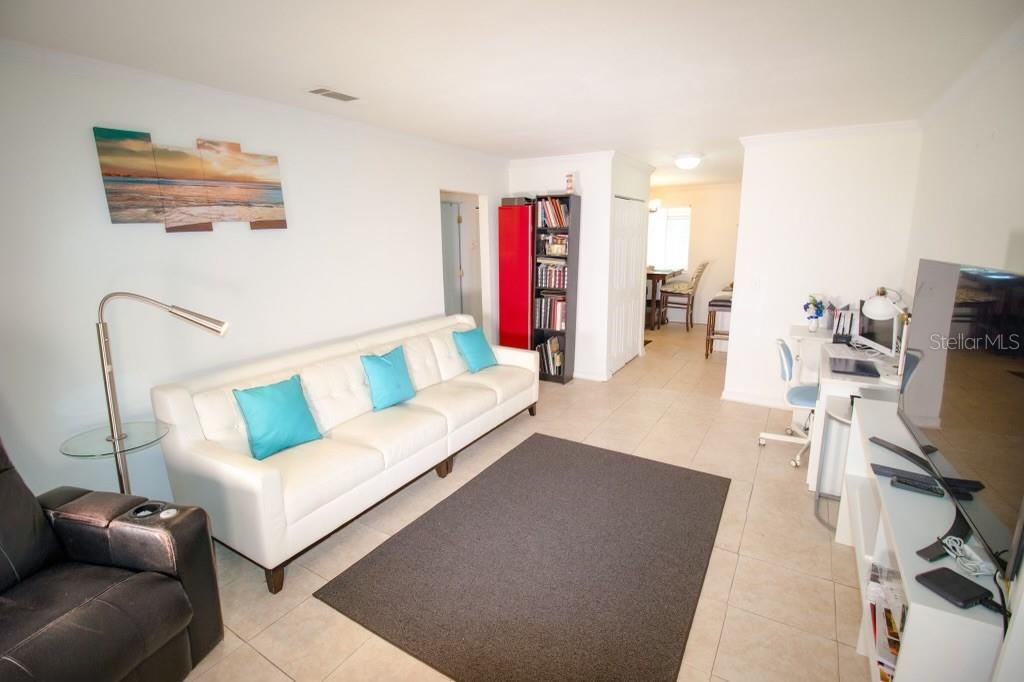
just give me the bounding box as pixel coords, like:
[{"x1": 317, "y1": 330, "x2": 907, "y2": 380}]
[
  {"x1": 660, "y1": 261, "x2": 709, "y2": 330},
  {"x1": 758, "y1": 338, "x2": 819, "y2": 467}
]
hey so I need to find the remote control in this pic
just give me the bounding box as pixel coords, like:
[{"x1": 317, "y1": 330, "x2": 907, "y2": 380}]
[
  {"x1": 870, "y1": 463, "x2": 984, "y2": 493},
  {"x1": 891, "y1": 475, "x2": 944, "y2": 497}
]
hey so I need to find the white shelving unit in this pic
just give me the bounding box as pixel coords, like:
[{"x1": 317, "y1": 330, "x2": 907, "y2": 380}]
[{"x1": 835, "y1": 398, "x2": 1008, "y2": 681}]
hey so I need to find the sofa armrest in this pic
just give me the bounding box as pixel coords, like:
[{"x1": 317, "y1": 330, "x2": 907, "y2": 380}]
[
  {"x1": 161, "y1": 438, "x2": 287, "y2": 569},
  {"x1": 40, "y1": 488, "x2": 224, "y2": 663},
  {"x1": 493, "y1": 345, "x2": 540, "y2": 373}
]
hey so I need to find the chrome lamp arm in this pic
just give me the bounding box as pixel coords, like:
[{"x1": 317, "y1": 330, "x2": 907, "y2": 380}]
[{"x1": 95, "y1": 292, "x2": 228, "y2": 493}]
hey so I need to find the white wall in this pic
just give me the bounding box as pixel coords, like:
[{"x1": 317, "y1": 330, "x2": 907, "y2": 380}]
[
  {"x1": 508, "y1": 152, "x2": 615, "y2": 381},
  {"x1": 902, "y1": 15, "x2": 1024, "y2": 290},
  {"x1": 723, "y1": 123, "x2": 922, "y2": 406},
  {"x1": 0, "y1": 43, "x2": 507, "y2": 496},
  {"x1": 611, "y1": 154, "x2": 653, "y2": 202},
  {"x1": 649, "y1": 183, "x2": 740, "y2": 322},
  {"x1": 898, "y1": 16, "x2": 1024, "y2": 427}
]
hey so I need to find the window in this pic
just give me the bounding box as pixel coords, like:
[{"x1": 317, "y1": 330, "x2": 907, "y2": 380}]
[{"x1": 647, "y1": 206, "x2": 691, "y2": 270}]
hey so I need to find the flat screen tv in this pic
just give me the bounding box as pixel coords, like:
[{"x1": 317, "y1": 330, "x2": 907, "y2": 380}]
[{"x1": 899, "y1": 259, "x2": 1024, "y2": 583}]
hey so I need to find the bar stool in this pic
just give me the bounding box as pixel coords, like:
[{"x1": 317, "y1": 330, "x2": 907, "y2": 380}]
[
  {"x1": 705, "y1": 286, "x2": 732, "y2": 358},
  {"x1": 660, "y1": 261, "x2": 709, "y2": 331}
]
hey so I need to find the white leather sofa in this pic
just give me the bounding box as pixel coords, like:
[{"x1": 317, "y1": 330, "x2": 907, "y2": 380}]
[{"x1": 151, "y1": 315, "x2": 538, "y2": 592}]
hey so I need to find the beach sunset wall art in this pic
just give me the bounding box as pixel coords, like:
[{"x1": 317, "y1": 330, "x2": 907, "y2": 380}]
[{"x1": 93, "y1": 127, "x2": 287, "y2": 232}]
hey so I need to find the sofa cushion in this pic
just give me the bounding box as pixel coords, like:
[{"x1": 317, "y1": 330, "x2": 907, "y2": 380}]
[
  {"x1": 233, "y1": 375, "x2": 322, "y2": 460},
  {"x1": 407, "y1": 382, "x2": 498, "y2": 431},
  {"x1": 0, "y1": 562, "x2": 192, "y2": 681},
  {"x1": 327, "y1": 405, "x2": 447, "y2": 468},
  {"x1": 193, "y1": 369, "x2": 296, "y2": 454},
  {"x1": 299, "y1": 352, "x2": 373, "y2": 432},
  {"x1": 257, "y1": 438, "x2": 385, "y2": 524},
  {"x1": 427, "y1": 324, "x2": 473, "y2": 381},
  {"x1": 452, "y1": 328, "x2": 498, "y2": 373},
  {"x1": 361, "y1": 346, "x2": 417, "y2": 411},
  {"x1": 451, "y1": 365, "x2": 536, "y2": 403},
  {"x1": 364, "y1": 334, "x2": 442, "y2": 391}
]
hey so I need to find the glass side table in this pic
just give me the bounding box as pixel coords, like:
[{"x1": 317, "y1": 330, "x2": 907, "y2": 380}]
[{"x1": 60, "y1": 421, "x2": 169, "y2": 493}]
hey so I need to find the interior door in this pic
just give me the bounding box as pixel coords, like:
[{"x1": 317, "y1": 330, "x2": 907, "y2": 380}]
[
  {"x1": 608, "y1": 196, "x2": 649, "y2": 374},
  {"x1": 440, "y1": 201, "x2": 463, "y2": 315}
]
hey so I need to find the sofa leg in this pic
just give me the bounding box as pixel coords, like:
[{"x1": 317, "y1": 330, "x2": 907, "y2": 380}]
[
  {"x1": 528, "y1": 403, "x2": 537, "y2": 416},
  {"x1": 265, "y1": 566, "x2": 284, "y2": 594},
  {"x1": 435, "y1": 456, "x2": 453, "y2": 478}
]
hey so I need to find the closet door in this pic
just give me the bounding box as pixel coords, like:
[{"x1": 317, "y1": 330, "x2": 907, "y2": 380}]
[{"x1": 607, "y1": 196, "x2": 648, "y2": 373}]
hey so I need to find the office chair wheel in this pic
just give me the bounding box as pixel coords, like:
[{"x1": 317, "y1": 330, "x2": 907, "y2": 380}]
[
  {"x1": 790, "y1": 455, "x2": 801, "y2": 468},
  {"x1": 785, "y1": 427, "x2": 794, "y2": 435},
  {"x1": 758, "y1": 438, "x2": 766, "y2": 447}
]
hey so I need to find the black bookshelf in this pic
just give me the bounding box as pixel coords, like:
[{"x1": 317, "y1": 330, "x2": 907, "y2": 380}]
[{"x1": 532, "y1": 193, "x2": 580, "y2": 383}]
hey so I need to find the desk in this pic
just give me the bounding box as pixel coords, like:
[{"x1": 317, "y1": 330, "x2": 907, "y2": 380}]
[
  {"x1": 788, "y1": 324, "x2": 834, "y2": 382},
  {"x1": 645, "y1": 268, "x2": 684, "y2": 329},
  {"x1": 805, "y1": 344, "x2": 900, "y2": 494}
]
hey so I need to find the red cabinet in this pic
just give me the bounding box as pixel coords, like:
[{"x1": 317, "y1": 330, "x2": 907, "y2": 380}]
[{"x1": 498, "y1": 205, "x2": 534, "y2": 349}]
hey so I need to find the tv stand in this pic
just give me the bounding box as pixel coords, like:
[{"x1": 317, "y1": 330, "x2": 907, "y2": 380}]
[
  {"x1": 835, "y1": 399, "x2": 1006, "y2": 681},
  {"x1": 867, "y1": 436, "x2": 976, "y2": 560}
]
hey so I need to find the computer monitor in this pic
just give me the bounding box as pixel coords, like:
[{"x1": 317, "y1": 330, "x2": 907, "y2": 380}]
[{"x1": 853, "y1": 300, "x2": 898, "y2": 356}]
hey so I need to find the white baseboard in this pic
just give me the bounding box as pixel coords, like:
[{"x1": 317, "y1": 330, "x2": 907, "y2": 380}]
[{"x1": 573, "y1": 369, "x2": 611, "y2": 382}]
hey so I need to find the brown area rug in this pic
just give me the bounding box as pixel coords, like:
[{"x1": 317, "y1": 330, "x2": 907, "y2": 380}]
[{"x1": 315, "y1": 433, "x2": 729, "y2": 681}]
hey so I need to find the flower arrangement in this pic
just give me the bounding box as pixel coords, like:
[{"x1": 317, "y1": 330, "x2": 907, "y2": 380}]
[{"x1": 803, "y1": 295, "x2": 825, "y2": 320}]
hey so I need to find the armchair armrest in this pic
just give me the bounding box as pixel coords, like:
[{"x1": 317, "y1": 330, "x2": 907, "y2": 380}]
[{"x1": 39, "y1": 488, "x2": 224, "y2": 664}]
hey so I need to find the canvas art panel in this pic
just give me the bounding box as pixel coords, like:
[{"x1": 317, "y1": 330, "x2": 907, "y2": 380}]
[{"x1": 93, "y1": 127, "x2": 287, "y2": 232}]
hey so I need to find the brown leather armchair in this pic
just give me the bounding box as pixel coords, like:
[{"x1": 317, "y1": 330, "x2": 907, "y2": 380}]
[{"x1": 0, "y1": 440, "x2": 223, "y2": 681}]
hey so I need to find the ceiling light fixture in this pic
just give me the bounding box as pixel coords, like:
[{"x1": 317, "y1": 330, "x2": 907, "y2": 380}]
[{"x1": 674, "y1": 154, "x2": 702, "y2": 170}]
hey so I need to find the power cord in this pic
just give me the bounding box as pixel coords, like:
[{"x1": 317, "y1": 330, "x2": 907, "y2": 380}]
[
  {"x1": 941, "y1": 536, "x2": 995, "y2": 577},
  {"x1": 983, "y1": 573, "x2": 1010, "y2": 636}
]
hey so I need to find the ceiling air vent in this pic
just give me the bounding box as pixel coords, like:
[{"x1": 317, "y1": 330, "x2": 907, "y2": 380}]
[{"x1": 309, "y1": 88, "x2": 358, "y2": 102}]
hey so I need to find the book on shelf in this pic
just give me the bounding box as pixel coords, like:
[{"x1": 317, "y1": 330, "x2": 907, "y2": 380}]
[
  {"x1": 536, "y1": 259, "x2": 567, "y2": 289},
  {"x1": 866, "y1": 563, "x2": 906, "y2": 682},
  {"x1": 535, "y1": 197, "x2": 569, "y2": 229},
  {"x1": 534, "y1": 294, "x2": 567, "y2": 331},
  {"x1": 535, "y1": 335, "x2": 564, "y2": 376}
]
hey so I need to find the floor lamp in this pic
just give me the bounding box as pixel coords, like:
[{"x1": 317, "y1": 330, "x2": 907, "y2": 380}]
[{"x1": 97, "y1": 292, "x2": 229, "y2": 493}]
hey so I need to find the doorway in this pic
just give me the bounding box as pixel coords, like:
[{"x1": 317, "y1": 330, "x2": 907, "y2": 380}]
[{"x1": 439, "y1": 191, "x2": 483, "y2": 324}]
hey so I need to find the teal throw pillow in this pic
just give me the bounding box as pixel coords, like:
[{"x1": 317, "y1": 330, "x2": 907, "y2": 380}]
[
  {"x1": 453, "y1": 328, "x2": 497, "y2": 373},
  {"x1": 361, "y1": 346, "x2": 416, "y2": 410},
  {"x1": 233, "y1": 375, "x2": 322, "y2": 460}
]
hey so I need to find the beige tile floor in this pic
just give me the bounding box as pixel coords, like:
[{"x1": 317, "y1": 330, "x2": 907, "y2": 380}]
[{"x1": 189, "y1": 324, "x2": 871, "y2": 682}]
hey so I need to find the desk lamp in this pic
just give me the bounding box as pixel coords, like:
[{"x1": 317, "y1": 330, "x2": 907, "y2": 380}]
[
  {"x1": 862, "y1": 287, "x2": 911, "y2": 381},
  {"x1": 97, "y1": 292, "x2": 228, "y2": 493}
]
